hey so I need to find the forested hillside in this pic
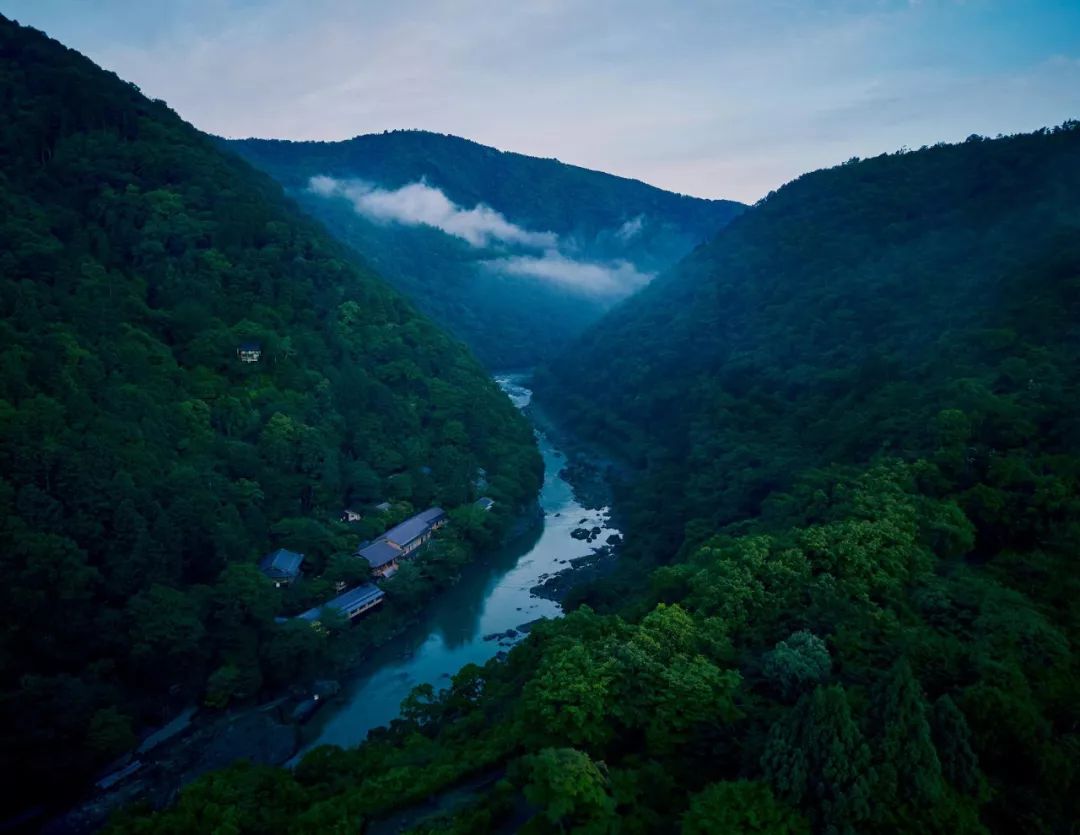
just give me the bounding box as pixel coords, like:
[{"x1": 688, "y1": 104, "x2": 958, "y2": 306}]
[
  {"x1": 538, "y1": 125, "x2": 1080, "y2": 566},
  {"x1": 119, "y1": 126, "x2": 1079, "y2": 833},
  {"x1": 0, "y1": 15, "x2": 540, "y2": 812},
  {"x1": 225, "y1": 132, "x2": 744, "y2": 366}
]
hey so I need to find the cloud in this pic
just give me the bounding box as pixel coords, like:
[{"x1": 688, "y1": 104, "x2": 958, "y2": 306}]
[
  {"x1": 309, "y1": 175, "x2": 655, "y2": 296},
  {"x1": 483, "y1": 250, "x2": 653, "y2": 297},
  {"x1": 308, "y1": 176, "x2": 557, "y2": 248},
  {"x1": 616, "y1": 215, "x2": 645, "y2": 241}
]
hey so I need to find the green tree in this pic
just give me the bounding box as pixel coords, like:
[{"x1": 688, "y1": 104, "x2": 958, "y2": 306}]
[
  {"x1": 518, "y1": 748, "x2": 615, "y2": 833},
  {"x1": 522, "y1": 642, "x2": 618, "y2": 749},
  {"x1": 762, "y1": 631, "x2": 830, "y2": 700},
  {"x1": 871, "y1": 659, "x2": 944, "y2": 808},
  {"x1": 931, "y1": 695, "x2": 983, "y2": 798},
  {"x1": 682, "y1": 781, "x2": 809, "y2": 835},
  {"x1": 762, "y1": 685, "x2": 875, "y2": 835}
]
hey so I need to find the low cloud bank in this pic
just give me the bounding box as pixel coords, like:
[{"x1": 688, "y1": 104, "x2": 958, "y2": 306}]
[
  {"x1": 309, "y1": 175, "x2": 652, "y2": 297},
  {"x1": 483, "y1": 250, "x2": 653, "y2": 297},
  {"x1": 309, "y1": 176, "x2": 556, "y2": 249}
]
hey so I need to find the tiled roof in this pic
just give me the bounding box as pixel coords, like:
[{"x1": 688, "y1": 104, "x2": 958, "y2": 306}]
[
  {"x1": 384, "y1": 507, "x2": 445, "y2": 547},
  {"x1": 297, "y1": 583, "x2": 385, "y2": 621},
  {"x1": 259, "y1": 548, "x2": 304, "y2": 578},
  {"x1": 358, "y1": 539, "x2": 401, "y2": 568}
]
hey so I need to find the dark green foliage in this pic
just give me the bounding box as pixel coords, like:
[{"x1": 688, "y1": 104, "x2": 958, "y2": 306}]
[
  {"x1": 516, "y1": 747, "x2": 615, "y2": 833},
  {"x1": 526, "y1": 125, "x2": 1079, "y2": 831},
  {"x1": 113, "y1": 763, "x2": 313, "y2": 835},
  {"x1": 225, "y1": 132, "x2": 744, "y2": 367},
  {"x1": 870, "y1": 660, "x2": 944, "y2": 809},
  {"x1": 0, "y1": 14, "x2": 540, "y2": 810},
  {"x1": 761, "y1": 685, "x2": 875, "y2": 835},
  {"x1": 537, "y1": 123, "x2": 1080, "y2": 566},
  {"x1": 681, "y1": 781, "x2": 809, "y2": 835},
  {"x1": 762, "y1": 630, "x2": 831, "y2": 700},
  {"x1": 931, "y1": 695, "x2": 983, "y2": 798}
]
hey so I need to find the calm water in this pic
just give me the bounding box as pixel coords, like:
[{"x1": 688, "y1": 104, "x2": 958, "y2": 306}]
[{"x1": 294, "y1": 375, "x2": 618, "y2": 756}]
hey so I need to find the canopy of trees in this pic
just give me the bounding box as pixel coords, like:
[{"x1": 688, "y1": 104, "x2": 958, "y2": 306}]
[{"x1": 0, "y1": 14, "x2": 540, "y2": 812}]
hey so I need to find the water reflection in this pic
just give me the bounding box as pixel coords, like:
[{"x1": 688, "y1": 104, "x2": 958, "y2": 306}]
[{"x1": 293, "y1": 376, "x2": 617, "y2": 756}]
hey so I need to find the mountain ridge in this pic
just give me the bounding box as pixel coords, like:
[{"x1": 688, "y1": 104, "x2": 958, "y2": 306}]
[{"x1": 223, "y1": 130, "x2": 745, "y2": 366}]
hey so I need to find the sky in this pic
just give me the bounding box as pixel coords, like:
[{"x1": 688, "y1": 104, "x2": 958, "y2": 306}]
[{"x1": 3, "y1": 0, "x2": 1078, "y2": 202}]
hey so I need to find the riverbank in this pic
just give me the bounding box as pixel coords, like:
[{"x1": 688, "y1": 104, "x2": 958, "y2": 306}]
[
  {"x1": 517, "y1": 381, "x2": 631, "y2": 603},
  {"x1": 288, "y1": 374, "x2": 622, "y2": 756},
  {"x1": 46, "y1": 374, "x2": 621, "y2": 833}
]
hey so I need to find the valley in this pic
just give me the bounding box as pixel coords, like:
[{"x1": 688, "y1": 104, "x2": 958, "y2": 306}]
[
  {"x1": 291, "y1": 375, "x2": 620, "y2": 758},
  {"x1": 1, "y1": 9, "x2": 1077, "y2": 835}
]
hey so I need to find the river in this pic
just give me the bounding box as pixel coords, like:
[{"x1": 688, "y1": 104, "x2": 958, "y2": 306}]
[{"x1": 293, "y1": 373, "x2": 620, "y2": 756}]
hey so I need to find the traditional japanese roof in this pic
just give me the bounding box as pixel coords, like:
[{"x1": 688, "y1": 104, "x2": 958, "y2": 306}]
[
  {"x1": 296, "y1": 583, "x2": 385, "y2": 621},
  {"x1": 416, "y1": 506, "x2": 446, "y2": 524},
  {"x1": 258, "y1": 548, "x2": 304, "y2": 579},
  {"x1": 384, "y1": 514, "x2": 438, "y2": 546},
  {"x1": 358, "y1": 539, "x2": 401, "y2": 568},
  {"x1": 475, "y1": 497, "x2": 495, "y2": 510}
]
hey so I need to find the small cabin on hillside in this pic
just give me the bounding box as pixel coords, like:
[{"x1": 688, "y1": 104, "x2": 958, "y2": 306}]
[
  {"x1": 259, "y1": 548, "x2": 304, "y2": 587},
  {"x1": 475, "y1": 497, "x2": 495, "y2": 512},
  {"x1": 340, "y1": 508, "x2": 363, "y2": 523},
  {"x1": 237, "y1": 342, "x2": 262, "y2": 363}
]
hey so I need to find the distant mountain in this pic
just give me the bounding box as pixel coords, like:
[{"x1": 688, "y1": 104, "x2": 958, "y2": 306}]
[
  {"x1": 224, "y1": 131, "x2": 744, "y2": 367},
  {"x1": 0, "y1": 14, "x2": 539, "y2": 810}
]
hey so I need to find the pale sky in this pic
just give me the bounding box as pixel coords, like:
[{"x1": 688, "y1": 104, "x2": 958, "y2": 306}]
[{"x1": 3, "y1": 0, "x2": 1078, "y2": 202}]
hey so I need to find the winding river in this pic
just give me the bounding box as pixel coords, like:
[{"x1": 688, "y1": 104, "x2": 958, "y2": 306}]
[{"x1": 293, "y1": 374, "x2": 619, "y2": 756}]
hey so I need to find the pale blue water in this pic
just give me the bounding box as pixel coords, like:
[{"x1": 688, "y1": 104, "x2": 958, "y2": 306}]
[{"x1": 293, "y1": 375, "x2": 616, "y2": 756}]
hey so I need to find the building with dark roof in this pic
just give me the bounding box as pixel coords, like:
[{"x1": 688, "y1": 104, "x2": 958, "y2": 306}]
[
  {"x1": 258, "y1": 548, "x2": 304, "y2": 586},
  {"x1": 383, "y1": 507, "x2": 446, "y2": 554},
  {"x1": 357, "y1": 506, "x2": 447, "y2": 577},
  {"x1": 296, "y1": 583, "x2": 385, "y2": 623},
  {"x1": 475, "y1": 497, "x2": 495, "y2": 512},
  {"x1": 357, "y1": 539, "x2": 402, "y2": 578}
]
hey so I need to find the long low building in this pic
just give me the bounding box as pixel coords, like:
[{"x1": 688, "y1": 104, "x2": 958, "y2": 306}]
[
  {"x1": 296, "y1": 583, "x2": 385, "y2": 623},
  {"x1": 358, "y1": 506, "x2": 447, "y2": 577}
]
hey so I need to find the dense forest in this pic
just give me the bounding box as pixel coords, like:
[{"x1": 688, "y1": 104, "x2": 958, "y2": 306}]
[
  {"x1": 116, "y1": 125, "x2": 1079, "y2": 833},
  {"x1": 225, "y1": 133, "x2": 744, "y2": 366},
  {"x1": 0, "y1": 15, "x2": 541, "y2": 815}
]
